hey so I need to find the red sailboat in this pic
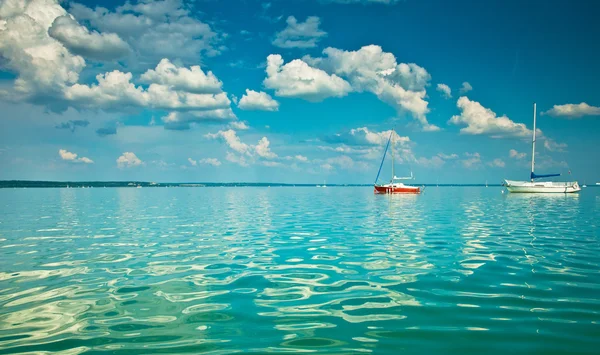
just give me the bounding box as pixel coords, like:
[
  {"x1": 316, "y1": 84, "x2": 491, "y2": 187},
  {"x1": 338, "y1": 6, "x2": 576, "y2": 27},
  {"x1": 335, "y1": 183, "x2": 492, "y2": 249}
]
[{"x1": 373, "y1": 129, "x2": 421, "y2": 194}]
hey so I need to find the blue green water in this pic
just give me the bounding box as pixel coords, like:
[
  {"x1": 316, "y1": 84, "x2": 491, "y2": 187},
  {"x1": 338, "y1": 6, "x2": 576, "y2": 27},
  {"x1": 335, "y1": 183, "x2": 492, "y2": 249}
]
[{"x1": 0, "y1": 187, "x2": 599, "y2": 354}]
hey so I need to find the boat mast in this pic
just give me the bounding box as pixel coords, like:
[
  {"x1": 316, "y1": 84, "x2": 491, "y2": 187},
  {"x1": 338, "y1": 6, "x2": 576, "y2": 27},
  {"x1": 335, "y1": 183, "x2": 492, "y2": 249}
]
[
  {"x1": 531, "y1": 103, "x2": 536, "y2": 182},
  {"x1": 391, "y1": 129, "x2": 395, "y2": 182}
]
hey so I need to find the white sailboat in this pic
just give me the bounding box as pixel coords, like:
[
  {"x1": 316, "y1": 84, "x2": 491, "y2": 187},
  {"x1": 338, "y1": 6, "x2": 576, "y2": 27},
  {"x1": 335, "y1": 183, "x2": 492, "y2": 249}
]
[{"x1": 504, "y1": 103, "x2": 580, "y2": 193}]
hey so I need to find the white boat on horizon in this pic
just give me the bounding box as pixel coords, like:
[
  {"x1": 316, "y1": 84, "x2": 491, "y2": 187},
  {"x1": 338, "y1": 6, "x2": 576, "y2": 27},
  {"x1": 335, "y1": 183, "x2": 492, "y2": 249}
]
[{"x1": 504, "y1": 103, "x2": 580, "y2": 194}]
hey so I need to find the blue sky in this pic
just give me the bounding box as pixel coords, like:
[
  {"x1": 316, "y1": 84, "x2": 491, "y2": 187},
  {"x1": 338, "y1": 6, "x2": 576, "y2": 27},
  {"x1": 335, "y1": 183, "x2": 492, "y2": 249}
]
[{"x1": 1, "y1": 0, "x2": 598, "y2": 184}]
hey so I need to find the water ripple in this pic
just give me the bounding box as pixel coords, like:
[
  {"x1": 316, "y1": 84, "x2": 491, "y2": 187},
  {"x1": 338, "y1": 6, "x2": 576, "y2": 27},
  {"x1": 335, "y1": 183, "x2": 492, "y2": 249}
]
[{"x1": 0, "y1": 187, "x2": 599, "y2": 354}]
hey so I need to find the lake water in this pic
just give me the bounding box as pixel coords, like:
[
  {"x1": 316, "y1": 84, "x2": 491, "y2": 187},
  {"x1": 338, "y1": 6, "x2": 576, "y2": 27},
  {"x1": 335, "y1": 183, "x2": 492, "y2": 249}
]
[{"x1": 0, "y1": 187, "x2": 599, "y2": 354}]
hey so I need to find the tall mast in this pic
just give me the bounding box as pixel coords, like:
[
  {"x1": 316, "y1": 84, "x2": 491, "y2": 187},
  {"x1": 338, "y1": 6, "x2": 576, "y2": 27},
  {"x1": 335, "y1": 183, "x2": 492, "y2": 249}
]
[
  {"x1": 391, "y1": 129, "x2": 395, "y2": 181},
  {"x1": 531, "y1": 103, "x2": 536, "y2": 182}
]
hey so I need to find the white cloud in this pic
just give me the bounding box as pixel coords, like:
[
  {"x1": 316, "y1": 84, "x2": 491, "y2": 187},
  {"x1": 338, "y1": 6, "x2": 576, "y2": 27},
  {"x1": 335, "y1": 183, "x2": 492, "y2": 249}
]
[
  {"x1": 273, "y1": 16, "x2": 327, "y2": 49},
  {"x1": 436, "y1": 83, "x2": 451, "y2": 99},
  {"x1": 69, "y1": 0, "x2": 221, "y2": 63},
  {"x1": 509, "y1": 149, "x2": 526, "y2": 159},
  {"x1": 437, "y1": 153, "x2": 459, "y2": 160},
  {"x1": 323, "y1": 127, "x2": 410, "y2": 147},
  {"x1": 188, "y1": 157, "x2": 197, "y2": 166},
  {"x1": 65, "y1": 60, "x2": 232, "y2": 112},
  {"x1": 416, "y1": 155, "x2": 445, "y2": 168},
  {"x1": 321, "y1": 163, "x2": 334, "y2": 171},
  {"x1": 225, "y1": 151, "x2": 249, "y2": 167},
  {"x1": 0, "y1": 0, "x2": 86, "y2": 99},
  {"x1": 140, "y1": 58, "x2": 223, "y2": 94},
  {"x1": 543, "y1": 139, "x2": 568, "y2": 152},
  {"x1": 459, "y1": 82, "x2": 472, "y2": 94},
  {"x1": 48, "y1": 15, "x2": 130, "y2": 61},
  {"x1": 238, "y1": 89, "x2": 279, "y2": 111},
  {"x1": 0, "y1": 0, "x2": 227, "y2": 116},
  {"x1": 206, "y1": 129, "x2": 280, "y2": 166},
  {"x1": 541, "y1": 102, "x2": 600, "y2": 118},
  {"x1": 255, "y1": 137, "x2": 277, "y2": 159},
  {"x1": 199, "y1": 158, "x2": 221, "y2": 166},
  {"x1": 449, "y1": 97, "x2": 535, "y2": 138},
  {"x1": 416, "y1": 152, "x2": 458, "y2": 168},
  {"x1": 488, "y1": 158, "x2": 505, "y2": 168},
  {"x1": 461, "y1": 152, "x2": 481, "y2": 169},
  {"x1": 229, "y1": 121, "x2": 249, "y2": 130},
  {"x1": 295, "y1": 155, "x2": 308, "y2": 162},
  {"x1": 116, "y1": 152, "x2": 143, "y2": 168},
  {"x1": 58, "y1": 149, "x2": 93, "y2": 164},
  {"x1": 303, "y1": 45, "x2": 438, "y2": 131},
  {"x1": 205, "y1": 129, "x2": 251, "y2": 155},
  {"x1": 264, "y1": 54, "x2": 352, "y2": 102},
  {"x1": 261, "y1": 161, "x2": 282, "y2": 167}
]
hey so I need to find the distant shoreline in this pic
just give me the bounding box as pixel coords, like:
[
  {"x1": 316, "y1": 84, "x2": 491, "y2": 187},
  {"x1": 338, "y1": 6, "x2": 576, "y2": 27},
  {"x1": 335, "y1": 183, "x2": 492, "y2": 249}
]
[{"x1": 0, "y1": 180, "x2": 517, "y2": 188}]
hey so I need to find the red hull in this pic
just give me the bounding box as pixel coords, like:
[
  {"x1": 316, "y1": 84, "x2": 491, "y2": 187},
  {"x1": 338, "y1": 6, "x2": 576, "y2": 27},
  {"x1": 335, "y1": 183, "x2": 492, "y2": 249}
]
[{"x1": 374, "y1": 185, "x2": 421, "y2": 194}]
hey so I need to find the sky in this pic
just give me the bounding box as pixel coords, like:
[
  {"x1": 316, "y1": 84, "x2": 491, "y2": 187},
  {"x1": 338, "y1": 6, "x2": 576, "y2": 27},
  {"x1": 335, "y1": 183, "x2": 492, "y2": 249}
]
[{"x1": 0, "y1": 0, "x2": 599, "y2": 184}]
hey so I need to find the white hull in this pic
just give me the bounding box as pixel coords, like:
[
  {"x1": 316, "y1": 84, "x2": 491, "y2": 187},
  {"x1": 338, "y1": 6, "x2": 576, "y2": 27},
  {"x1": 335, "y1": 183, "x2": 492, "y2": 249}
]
[{"x1": 504, "y1": 180, "x2": 580, "y2": 193}]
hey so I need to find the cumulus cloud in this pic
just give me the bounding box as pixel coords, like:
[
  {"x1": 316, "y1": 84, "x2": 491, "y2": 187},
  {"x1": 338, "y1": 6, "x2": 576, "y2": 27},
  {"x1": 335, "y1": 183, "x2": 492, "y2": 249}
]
[
  {"x1": 140, "y1": 58, "x2": 223, "y2": 94},
  {"x1": 48, "y1": 15, "x2": 130, "y2": 61},
  {"x1": 436, "y1": 83, "x2": 451, "y2": 99},
  {"x1": 255, "y1": 137, "x2": 277, "y2": 159},
  {"x1": 205, "y1": 129, "x2": 251, "y2": 155},
  {"x1": 0, "y1": 0, "x2": 86, "y2": 100},
  {"x1": 58, "y1": 149, "x2": 93, "y2": 163},
  {"x1": 206, "y1": 129, "x2": 279, "y2": 166},
  {"x1": 261, "y1": 161, "x2": 283, "y2": 167},
  {"x1": 69, "y1": 0, "x2": 222, "y2": 63},
  {"x1": 323, "y1": 127, "x2": 410, "y2": 147},
  {"x1": 116, "y1": 152, "x2": 143, "y2": 168},
  {"x1": 66, "y1": 64, "x2": 232, "y2": 112},
  {"x1": 264, "y1": 54, "x2": 352, "y2": 102},
  {"x1": 509, "y1": 149, "x2": 526, "y2": 159},
  {"x1": 273, "y1": 16, "x2": 327, "y2": 49},
  {"x1": 416, "y1": 155, "x2": 445, "y2": 168},
  {"x1": 461, "y1": 152, "x2": 481, "y2": 169},
  {"x1": 295, "y1": 155, "x2": 309, "y2": 162},
  {"x1": 449, "y1": 97, "x2": 535, "y2": 138},
  {"x1": 459, "y1": 82, "x2": 472, "y2": 94},
  {"x1": 188, "y1": 157, "x2": 197, "y2": 166},
  {"x1": 238, "y1": 90, "x2": 279, "y2": 111},
  {"x1": 199, "y1": 158, "x2": 221, "y2": 166},
  {"x1": 225, "y1": 151, "x2": 249, "y2": 167},
  {"x1": 302, "y1": 45, "x2": 438, "y2": 131},
  {"x1": 229, "y1": 121, "x2": 249, "y2": 130},
  {"x1": 437, "y1": 153, "x2": 459, "y2": 160},
  {"x1": 55, "y1": 119, "x2": 89, "y2": 132},
  {"x1": 488, "y1": 158, "x2": 505, "y2": 168},
  {"x1": 416, "y1": 153, "x2": 458, "y2": 168},
  {"x1": 543, "y1": 138, "x2": 568, "y2": 152},
  {"x1": 541, "y1": 102, "x2": 600, "y2": 118},
  {"x1": 0, "y1": 0, "x2": 230, "y2": 121}
]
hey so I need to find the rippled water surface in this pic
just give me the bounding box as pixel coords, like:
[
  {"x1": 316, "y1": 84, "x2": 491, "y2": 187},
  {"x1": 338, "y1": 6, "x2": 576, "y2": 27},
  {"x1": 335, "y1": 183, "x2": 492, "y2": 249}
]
[{"x1": 1, "y1": 187, "x2": 599, "y2": 354}]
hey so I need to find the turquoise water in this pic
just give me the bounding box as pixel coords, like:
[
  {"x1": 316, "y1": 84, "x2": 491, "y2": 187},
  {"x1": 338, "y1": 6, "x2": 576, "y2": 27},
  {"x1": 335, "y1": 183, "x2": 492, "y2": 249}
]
[{"x1": 0, "y1": 187, "x2": 599, "y2": 354}]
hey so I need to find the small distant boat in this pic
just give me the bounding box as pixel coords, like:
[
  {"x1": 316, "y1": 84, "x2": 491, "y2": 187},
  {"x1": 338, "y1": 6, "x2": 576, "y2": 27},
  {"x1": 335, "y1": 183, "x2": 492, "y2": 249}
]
[
  {"x1": 504, "y1": 103, "x2": 580, "y2": 193},
  {"x1": 485, "y1": 180, "x2": 488, "y2": 188},
  {"x1": 137, "y1": 185, "x2": 142, "y2": 188},
  {"x1": 374, "y1": 128, "x2": 420, "y2": 194}
]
